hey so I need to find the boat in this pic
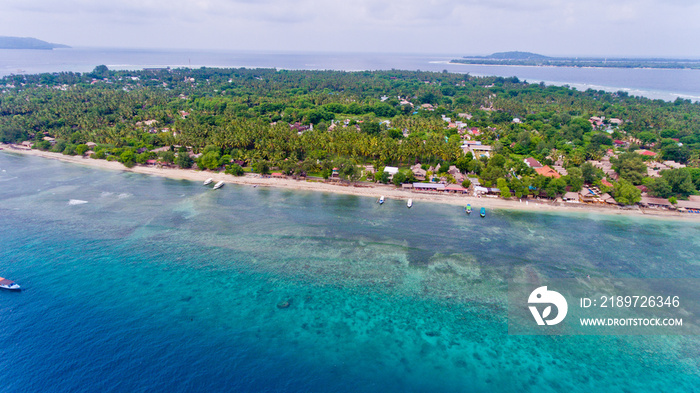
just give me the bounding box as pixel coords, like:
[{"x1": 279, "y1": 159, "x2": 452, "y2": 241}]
[
  {"x1": 378, "y1": 196, "x2": 385, "y2": 204},
  {"x1": 0, "y1": 277, "x2": 20, "y2": 291},
  {"x1": 213, "y1": 181, "x2": 225, "y2": 190},
  {"x1": 407, "y1": 199, "x2": 413, "y2": 208},
  {"x1": 480, "y1": 207, "x2": 486, "y2": 218},
  {"x1": 203, "y1": 178, "x2": 213, "y2": 186},
  {"x1": 466, "y1": 204, "x2": 472, "y2": 214}
]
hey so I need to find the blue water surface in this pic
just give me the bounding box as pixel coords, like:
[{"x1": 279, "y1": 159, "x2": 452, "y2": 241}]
[{"x1": 1, "y1": 152, "x2": 699, "y2": 392}]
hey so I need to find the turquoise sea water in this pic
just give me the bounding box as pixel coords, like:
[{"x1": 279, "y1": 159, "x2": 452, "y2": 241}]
[{"x1": 1, "y1": 152, "x2": 700, "y2": 392}]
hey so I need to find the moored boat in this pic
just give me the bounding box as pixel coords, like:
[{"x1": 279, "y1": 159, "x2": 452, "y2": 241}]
[
  {"x1": 466, "y1": 204, "x2": 472, "y2": 214},
  {"x1": 480, "y1": 207, "x2": 486, "y2": 218},
  {"x1": 407, "y1": 199, "x2": 413, "y2": 208},
  {"x1": 213, "y1": 181, "x2": 225, "y2": 190},
  {"x1": 203, "y1": 178, "x2": 213, "y2": 185},
  {"x1": 378, "y1": 196, "x2": 385, "y2": 204},
  {"x1": 0, "y1": 277, "x2": 20, "y2": 291}
]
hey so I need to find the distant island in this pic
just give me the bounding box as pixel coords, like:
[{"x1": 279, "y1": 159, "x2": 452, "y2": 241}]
[
  {"x1": 0, "y1": 36, "x2": 70, "y2": 50},
  {"x1": 451, "y1": 51, "x2": 700, "y2": 70}
]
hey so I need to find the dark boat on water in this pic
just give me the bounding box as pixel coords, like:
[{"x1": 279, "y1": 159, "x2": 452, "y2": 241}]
[
  {"x1": 0, "y1": 277, "x2": 20, "y2": 291},
  {"x1": 480, "y1": 207, "x2": 486, "y2": 218}
]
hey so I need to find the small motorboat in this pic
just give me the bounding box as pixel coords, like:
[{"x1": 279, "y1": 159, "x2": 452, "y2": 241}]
[
  {"x1": 213, "y1": 181, "x2": 225, "y2": 190},
  {"x1": 466, "y1": 204, "x2": 472, "y2": 214},
  {"x1": 407, "y1": 199, "x2": 413, "y2": 208},
  {"x1": 0, "y1": 277, "x2": 20, "y2": 291},
  {"x1": 203, "y1": 178, "x2": 213, "y2": 186},
  {"x1": 378, "y1": 196, "x2": 385, "y2": 204},
  {"x1": 480, "y1": 207, "x2": 486, "y2": 218}
]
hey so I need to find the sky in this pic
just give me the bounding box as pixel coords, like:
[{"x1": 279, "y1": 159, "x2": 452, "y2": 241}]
[{"x1": 1, "y1": 0, "x2": 699, "y2": 57}]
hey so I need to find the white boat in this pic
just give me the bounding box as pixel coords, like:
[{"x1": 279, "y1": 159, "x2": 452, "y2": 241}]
[
  {"x1": 213, "y1": 181, "x2": 225, "y2": 190},
  {"x1": 0, "y1": 277, "x2": 20, "y2": 291},
  {"x1": 407, "y1": 199, "x2": 413, "y2": 208},
  {"x1": 203, "y1": 178, "x2": 213, "y2": 186},
  {"x1": 378, "y1": 196, "x2": 385, "y2": 204}
]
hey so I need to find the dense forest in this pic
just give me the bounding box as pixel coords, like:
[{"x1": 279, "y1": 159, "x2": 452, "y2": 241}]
[{"x1": 1, "y1": 65, "x2": 700, "y2": 204}]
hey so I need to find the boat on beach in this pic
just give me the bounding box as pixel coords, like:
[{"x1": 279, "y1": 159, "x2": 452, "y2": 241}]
[
  {"x1": 0, "y1": 277, "x2": 20, "y2": 291},
  {"x1": 466, "y1": 204, "x2": 472, "y2": 214},
  {"x1": 213, "y1": 181, "x2": 225, "y2": 190},
  {"x1": 407, "y1": 199, "x2": 413, "y2": 208},
  {"x1": 480, "y1": 207, "x2": 486, "y2": 218},
  {"x1": 203, "y1": 178, "x2": 213, "y2": 186},
  {"x1": 378, "y1": 196, "x2": 385, "y2": 204}
]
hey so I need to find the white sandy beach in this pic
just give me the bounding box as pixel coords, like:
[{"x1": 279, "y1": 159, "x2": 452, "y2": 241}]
[{"x1": 2, "y1": 143, "x2": 697, "y2": 221}]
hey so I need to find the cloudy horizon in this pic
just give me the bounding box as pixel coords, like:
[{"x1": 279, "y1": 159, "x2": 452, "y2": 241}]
[{"x1": 1, "y1": 0, "x2": 698, "y2": 58}]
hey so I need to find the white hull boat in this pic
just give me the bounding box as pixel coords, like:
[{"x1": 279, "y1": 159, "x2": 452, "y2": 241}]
[{"x1": 0, "y1": 277, "x2": 20, "y2": 291}]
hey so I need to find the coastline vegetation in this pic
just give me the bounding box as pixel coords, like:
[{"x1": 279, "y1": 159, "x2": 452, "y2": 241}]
[
  {"x1": 452, "y1": 51, "x2": 700, "y2": 70},
  {"x1": 1, "y1": 66, "x2": 700, "y2": 205}
]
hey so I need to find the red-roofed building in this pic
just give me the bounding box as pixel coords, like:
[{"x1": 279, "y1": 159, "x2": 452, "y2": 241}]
[
  {"x1": 535, "y1": 166, "x2": 561, "y2": 179},
  {"x1": 523, "y1": 157, "x2": 543, "y2": 168},
  {"x1": 635, "y1": 149, "x2": 657, "y2": 157},
  {"x1": 444, "y1": 184, "x2": 467, "y2": 194},
  {"x1": 601, "y1": 178, "x2": 613, "y2": 188}
]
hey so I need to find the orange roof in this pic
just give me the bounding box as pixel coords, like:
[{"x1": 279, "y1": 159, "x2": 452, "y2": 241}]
[{"x1": 535, "y1": 165, "x2": 561, "y2": 178}]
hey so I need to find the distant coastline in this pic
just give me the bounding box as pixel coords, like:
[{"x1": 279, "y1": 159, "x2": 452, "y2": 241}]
[
  {"x1": 452, "y1": 51, "x2": 700, "y2": 70},
  {"x1": 0, "y1": 36, "x2": 70, "y2": 50},
  {"x1": 2, "y1": 144, "x2": 696, "y2": 222}
]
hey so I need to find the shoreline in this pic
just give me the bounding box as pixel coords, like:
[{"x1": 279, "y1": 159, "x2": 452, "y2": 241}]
[{"x1": 2, "y1": 143, "x2": 698, "y2": 222}]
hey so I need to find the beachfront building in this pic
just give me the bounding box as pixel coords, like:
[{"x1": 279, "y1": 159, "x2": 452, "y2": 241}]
[
  {"x1": 579, "y1": 188, "x2": 604, "y2": 204},
  {"x1": 474, "y1": 186, "x2": 500, "y2": 196},
  {"x1": 676, "y1": 196, "x2": 700, "y2": 213},
  {"x1": 412, "y1": 183, "x2": 445, "y2": 192},
  {"x1": 639, "y1": 196, "x2": 673, "y2": 209},
  {"x1": 600, "y1": 193, "x2": 618, "y2": 205},
  {"x1": 563, "y1": 192, "x2": 580, "y2": 203},
  {"x1": 383, "y1": 166, "x2": 399, "y2": 179},
  {"x1": 444, "y1": 184, "x2": 467, "y2": 194},
  {"x1": 410, "y1": 164, "x2": 426, "y2": 181}
]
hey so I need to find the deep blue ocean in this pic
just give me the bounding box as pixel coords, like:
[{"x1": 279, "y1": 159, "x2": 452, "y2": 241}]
[
  {"x1": 1, "y1": 48, "x2": 700, "y2": 102},
  {"x1": 1, "y1": 152, "x2": 700, "y2": 392}
]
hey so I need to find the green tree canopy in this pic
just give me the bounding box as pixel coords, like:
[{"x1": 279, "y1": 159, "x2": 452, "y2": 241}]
[{"x1": 613, "y1": 179, "x2": 642, "y2": 205}]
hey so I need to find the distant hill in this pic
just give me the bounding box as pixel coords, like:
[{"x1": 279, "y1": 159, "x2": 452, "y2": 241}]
[
  {"x1": 0, "y1": 36, "x2": 70, "y2": 50},
  {"x1": 470, "y1": 51, "x2": 551, "y2": 60}
]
